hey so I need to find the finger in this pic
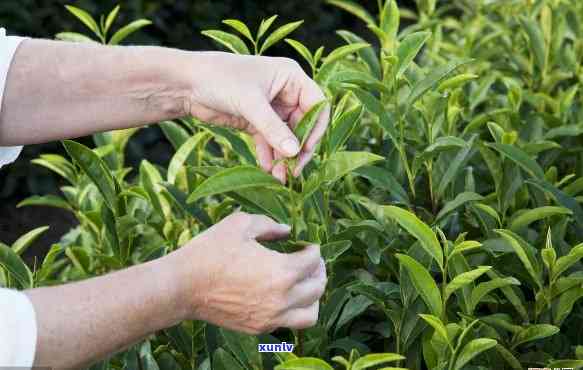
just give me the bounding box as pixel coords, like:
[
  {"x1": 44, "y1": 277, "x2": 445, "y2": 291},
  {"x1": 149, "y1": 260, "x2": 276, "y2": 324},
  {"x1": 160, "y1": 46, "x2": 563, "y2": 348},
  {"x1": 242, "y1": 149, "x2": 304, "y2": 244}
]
[
  {"x1": 292, "y1": 146, "x2": 315, "y2": 177},
  {"x1": 241, "y1": 94, "x2": 300, "y2": 157},
  {"x1": 253, "y1": 133, "x2": 273, "y2": 172},
  {"x1": 295, "y1": 75, "x2": 329, "y2": 152},
  {"x1": 286, "y1": 244, "x2": 322, "y2": 281},
  {"x1": 245, "y1": 214, "x2": 291, "y2": 241},
  {"x1": 271, "y1": 150, "x2": 287, "y2": 184},
  {"x1": 287, "y1": 264, "x2": 327, "y2": 308},
  {"x1": 280, "y1": 301, "x2": 319, "y2": 329}
]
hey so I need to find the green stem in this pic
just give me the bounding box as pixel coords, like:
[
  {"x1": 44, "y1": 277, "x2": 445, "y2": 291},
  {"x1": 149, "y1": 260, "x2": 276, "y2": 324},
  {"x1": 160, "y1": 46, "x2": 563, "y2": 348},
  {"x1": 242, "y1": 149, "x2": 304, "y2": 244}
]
[
  {"x1": 441, "y1": 265, "x2": 448, "y2": 324},
  {"x1": 392, "y1": 74, "x2": 416, "y2": 199},
  {"x1": 427, "y1": 161, "x2": 437, "y2": 214}
]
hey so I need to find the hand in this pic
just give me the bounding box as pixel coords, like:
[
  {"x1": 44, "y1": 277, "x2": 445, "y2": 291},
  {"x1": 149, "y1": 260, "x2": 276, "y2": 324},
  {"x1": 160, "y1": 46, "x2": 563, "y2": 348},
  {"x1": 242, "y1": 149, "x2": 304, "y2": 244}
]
[
  {"x1": 186, "y1": 52, "x2": 330, "y2": 183},
  {"x1": 168, "y1": 212, "x2": 327, "y2": 334}
]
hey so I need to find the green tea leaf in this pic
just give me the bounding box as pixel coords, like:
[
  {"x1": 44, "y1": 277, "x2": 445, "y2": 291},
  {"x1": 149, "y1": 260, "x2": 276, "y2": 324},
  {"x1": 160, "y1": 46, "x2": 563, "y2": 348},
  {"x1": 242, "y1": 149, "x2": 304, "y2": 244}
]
[
  {"x1": 526, "y1": 178, "x2": 583, "y2": 238},
  {"x1": 495, "y1": 344, "x2": 522, "y2": 370},
  {"x1": 512, "y1": 324, "x2": 559, "y2": 349},
  {"x1": 406, "y1": 59, "x2": 472, "y2": 112},
  {"x1": 352, "y1": 353, "x2": 405, "y2": 370},
  {"x1": 220, "y1": 329, "x2": 262, "y2": 370},
  {"x1": 188, "y1": 165, "x2": 286, "y2": 203},
  {"x1": 0, "y1": 243, "x2": 33, "y2": 288},
  {"x1": 140, "y1": 161, "x2": 171, "y2": 219},
  {"x1": 552, "y1": 243, "x2": 583, "y2": 280},
  {"x1": 213, "y1": 348, "x2": 245, "y2": 370},
  {"x1": 294, "y1": 100, "x2": 328, "y2": 149},
  {"x1": 204, "y1": 126, "x2": 256, "y2": 165},
  {"x1": 436, "y1": 135, "x2": 477, "y2": 198},
  {"x1": 470, "y1": 277, "x2": 521, "y2": 313},
  {"x1": 438, "y1": 73, "x2": 478, "y2": 92},
  {"x1": 202, "y1": 30, "x2": 250, "y2": 54},
  {"x1": 321, "y1": 240, "x2": 352, "y2": 263},
  {"x1": 496, "y1": 229, "x2": 542, "y2": 289},
  {"x1": 395, "y1": 31, "x2": 430, "y2": 79},
  {"x1": 104, "y1": 5, "x2": 120, "y2": 35},
  {"x1": 326, "y1": 0, "x2": 376, "y2": 25},
  {"x1": 449, "y1": 240, "x2": 482, "y2": 258},
  {"x1": 31, "y1": 154, "x2": 76, "y2": 184},
  {"x1": 435, "y1": 192, "x2": 484, "y2": 224},
  {"x1": 222, "y1": 19, "x2": 254, "y2": 43},
  {"x1": 327, "y1": 104, "x2": 363, "y2": 154},
  {"x1": 336, "y1": 30, "x2": 381, "y2": 78},
  {"x1": 63, "y1": 140, "x2": 118, "y2": 213},
  {"x1": 509, "y1": 206, "x2": 572, "y2": 231},
  {"x1": 445, "y1": 266, "x2": 491, "y2": 302},
  {"x1": 353, "y1": 165, "x2": 410, "y2": 206},
  {"x1": 12, "y1": 226, "x2": 50, "y2": 255},
  {"x1": 65, "y1": 5, "x2": 100, "y2": 37},
  {"x1": 453, "y1": 338, "x2": 497, "y2": 370},
  {"x1": 348, "y1": 87, "x2": 398, "y2": 145},
  {"x1": 547, "y1": 360, "x2": 583, "y2": 369},
  {"x1": 167, "y1": 133, "x2": 208, "y2": 184},
  {"x1": 260, "y1": 20, "x2": 303, "y2": 55},
  {"x1": 55, "y1": 32, "x2": 97, "y2": 43},
  {"x1": 160, "y1": 121, "x2": 191, "y2": 150},
  {"x1": 321, "y1": 43, "x2": 370, "y2": 69},
  {"x1": 17, "y1": 195, "x2": 71, "y2": 211},
  {"x1": 109, "y1": 19, "x2": 152, "y2": 45},
  {"x1": 519, "y1": 16, "x2": 547, "y2": 72},
  {"x1": 257, "y1": 15, "x2": 278, "y2": 40},
  {"x1": 554, "y1": 286, "x2": 583, "y2": 325},
  {"x1": 419, "y1": 314, "x2": 450, "y2": 346},
  {"x1": 396, "y1": 253, "x2": 442, "y2": 317},
  {"x1": 285, "y1": 39, "x2": 314, "y2": 66},
  {"x1": 275, "y1": 358, "x2": 334, "y2": 370},
  {"x1": 335, "y1": 295, "x2": 372, "y2": 331},
  {"x1": 380, "y1": 0, "x2": 399, "y2": 40},
  {"x1": 304, "y1": 151, "x2": 383, "y2": 198},
  {"x1": 486, "y1": 143, "x2": 545, "y2": 179},
  {"x1": 386, "y1": 206, "x2": 443, "y2": 268}
]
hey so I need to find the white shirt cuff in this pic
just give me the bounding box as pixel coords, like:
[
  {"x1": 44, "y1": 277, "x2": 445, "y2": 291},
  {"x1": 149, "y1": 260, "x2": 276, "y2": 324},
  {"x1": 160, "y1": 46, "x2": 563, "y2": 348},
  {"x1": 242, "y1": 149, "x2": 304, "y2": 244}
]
[
  {"x1": 0, "y1": 28, "x2": 27, "y2": 168},
  {"x1": 0, "y1": 289, "x2": 37, "y2": 367}
]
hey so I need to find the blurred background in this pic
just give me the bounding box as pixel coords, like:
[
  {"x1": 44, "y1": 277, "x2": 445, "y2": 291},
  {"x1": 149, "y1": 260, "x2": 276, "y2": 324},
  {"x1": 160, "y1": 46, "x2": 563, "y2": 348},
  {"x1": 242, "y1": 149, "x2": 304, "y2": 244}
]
[{"x1": 0, "y1": 0, "x2": 415, "y2": 254}]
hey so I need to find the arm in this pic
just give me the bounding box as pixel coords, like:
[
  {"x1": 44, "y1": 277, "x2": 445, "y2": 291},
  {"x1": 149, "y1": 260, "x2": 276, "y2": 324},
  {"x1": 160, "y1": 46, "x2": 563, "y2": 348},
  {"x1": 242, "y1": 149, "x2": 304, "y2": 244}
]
[
  {"x1": 0, "y1": 39, "x2": 329, "y2": 179},
  {"x1": 26, "y1": 213, "x2": 326, "y2": 369},
  {"x1": 0, "y1": 39, "x2": 191, "y2": 145}
]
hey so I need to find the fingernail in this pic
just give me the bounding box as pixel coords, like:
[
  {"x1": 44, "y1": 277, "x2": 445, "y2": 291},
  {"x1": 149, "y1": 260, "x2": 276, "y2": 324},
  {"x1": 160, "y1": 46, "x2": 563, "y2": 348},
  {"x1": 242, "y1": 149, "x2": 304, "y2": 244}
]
[
  {"x1": 279, "y1": 223, "x2": 292, "y2": 231},
  {"x1": 281, "y1": 138, "x2": 300, "y2": 157}
]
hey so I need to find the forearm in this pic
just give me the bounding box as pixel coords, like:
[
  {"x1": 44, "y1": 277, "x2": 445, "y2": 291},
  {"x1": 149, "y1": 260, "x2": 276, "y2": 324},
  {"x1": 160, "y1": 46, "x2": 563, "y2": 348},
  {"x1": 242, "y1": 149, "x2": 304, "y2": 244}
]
[
  {"x1": 25, "y1": 255, "x2": 186, "y2": 369},
  {"x1": 0, "y1": 39, "x2": 192, "y2": 145}
]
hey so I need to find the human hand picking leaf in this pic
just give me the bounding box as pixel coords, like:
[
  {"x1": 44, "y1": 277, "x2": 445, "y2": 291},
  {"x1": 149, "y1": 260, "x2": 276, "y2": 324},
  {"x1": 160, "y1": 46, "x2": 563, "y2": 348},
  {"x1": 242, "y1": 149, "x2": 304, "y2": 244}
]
[{"x1": 185, "y1": 52, "x2": 330, "y2": 182}]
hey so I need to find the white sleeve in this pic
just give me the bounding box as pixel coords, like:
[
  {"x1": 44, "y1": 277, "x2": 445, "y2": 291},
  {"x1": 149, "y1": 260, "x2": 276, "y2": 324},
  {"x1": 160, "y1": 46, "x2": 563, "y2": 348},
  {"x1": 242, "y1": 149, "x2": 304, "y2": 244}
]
[
  {"x1": 0, "y1": 28, "x2": 27, "y2": 169},
  {"x1": 0, "y1": 288, "x2": 37, "y2": 367}
]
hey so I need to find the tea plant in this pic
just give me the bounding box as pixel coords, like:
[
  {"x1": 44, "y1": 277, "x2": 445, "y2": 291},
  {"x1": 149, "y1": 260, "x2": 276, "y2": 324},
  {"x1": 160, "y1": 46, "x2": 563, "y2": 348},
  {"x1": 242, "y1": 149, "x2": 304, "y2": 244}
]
[{"x1": 2, "y1": 0, "x2": 583, "y2": 369}]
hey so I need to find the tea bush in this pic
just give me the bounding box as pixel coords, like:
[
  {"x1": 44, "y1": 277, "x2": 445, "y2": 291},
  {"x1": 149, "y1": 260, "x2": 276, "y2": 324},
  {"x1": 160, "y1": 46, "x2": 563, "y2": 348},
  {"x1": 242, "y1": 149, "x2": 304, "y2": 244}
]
[{"x1": 2, "y1": 0, "x2": 583, "y2": 369}]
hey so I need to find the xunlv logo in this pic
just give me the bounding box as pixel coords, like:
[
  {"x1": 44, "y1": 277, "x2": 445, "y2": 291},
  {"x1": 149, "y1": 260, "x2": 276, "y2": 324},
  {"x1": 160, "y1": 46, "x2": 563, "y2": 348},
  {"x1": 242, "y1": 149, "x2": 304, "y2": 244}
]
[{"x1": 257, "y1": 342, "x2": 294, "y2": 353}]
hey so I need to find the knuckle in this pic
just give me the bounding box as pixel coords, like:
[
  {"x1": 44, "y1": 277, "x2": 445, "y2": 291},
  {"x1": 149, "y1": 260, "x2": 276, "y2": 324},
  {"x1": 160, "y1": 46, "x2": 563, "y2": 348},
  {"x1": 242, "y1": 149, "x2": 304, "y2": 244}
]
[
  {"x1": 230, "y1": 211, "x2": 252, "y2": 226},
  {"x1": 278, "y1": 57, "x2": 300, "y2": 70},
  {"x1": 275, "y1": 266, "x2": 296, "y2": 290}
]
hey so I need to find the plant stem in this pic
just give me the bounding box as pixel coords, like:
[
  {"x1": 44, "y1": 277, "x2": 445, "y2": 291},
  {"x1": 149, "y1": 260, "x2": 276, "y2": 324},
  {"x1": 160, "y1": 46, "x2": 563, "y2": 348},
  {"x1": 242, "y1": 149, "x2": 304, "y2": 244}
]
[{"x1": 296, "y1": 329, "x2": 305, "y2": 356}]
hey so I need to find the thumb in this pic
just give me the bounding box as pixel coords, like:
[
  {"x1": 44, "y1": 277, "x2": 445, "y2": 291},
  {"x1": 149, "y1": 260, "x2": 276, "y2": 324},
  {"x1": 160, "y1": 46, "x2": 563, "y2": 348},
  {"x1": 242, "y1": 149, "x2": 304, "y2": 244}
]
[{"x1": 240, "y1": 95, "x2": 300, "y2": 157}]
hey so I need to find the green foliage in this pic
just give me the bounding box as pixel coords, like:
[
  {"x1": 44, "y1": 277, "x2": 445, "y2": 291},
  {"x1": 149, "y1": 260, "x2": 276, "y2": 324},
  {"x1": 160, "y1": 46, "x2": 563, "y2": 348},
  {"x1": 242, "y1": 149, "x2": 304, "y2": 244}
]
[{"x1": 3, "y1": 1, "x2": 583, "y2": 369}]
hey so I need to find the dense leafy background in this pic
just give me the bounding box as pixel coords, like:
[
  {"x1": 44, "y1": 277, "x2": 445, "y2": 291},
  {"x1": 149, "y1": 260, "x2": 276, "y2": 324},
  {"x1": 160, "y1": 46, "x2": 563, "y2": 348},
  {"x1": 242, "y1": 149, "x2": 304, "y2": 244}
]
[
  {"x1": 2, "y1": 0, "x2": 583, "y2": 369},
  {"x1": 0, "y1": 0, "x2": 412, "y2": 255}
]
